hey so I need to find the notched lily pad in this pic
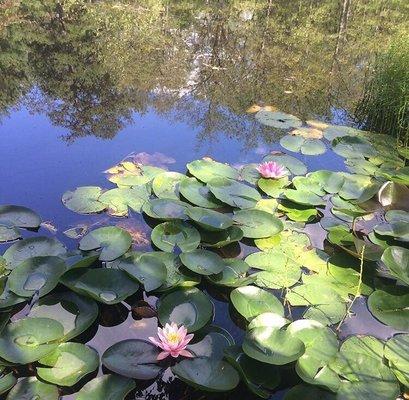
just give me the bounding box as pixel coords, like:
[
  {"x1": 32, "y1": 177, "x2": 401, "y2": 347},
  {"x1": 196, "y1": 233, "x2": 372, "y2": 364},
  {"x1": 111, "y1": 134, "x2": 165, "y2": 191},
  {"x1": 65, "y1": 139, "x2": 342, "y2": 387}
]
[{"x1": 62, "y1": 187, "x2": 106, "y2": 214}]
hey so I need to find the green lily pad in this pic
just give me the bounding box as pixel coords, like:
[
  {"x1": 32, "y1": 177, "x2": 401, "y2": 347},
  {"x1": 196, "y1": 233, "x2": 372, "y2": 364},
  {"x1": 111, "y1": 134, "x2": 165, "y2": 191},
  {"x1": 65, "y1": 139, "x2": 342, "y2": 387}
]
[
  {"x1": 118, "y1": 252, "x2": 167, "y2": 291},
  {"x1": 179, "y1": 177, "x2": 222, "y2": 208},
  {"x1": 207, "y1": 177, "x2": 261, "y2": 209},
  {"x1": 230, "y1": 286, "x2": 284, "y2": 320},
  {"x1": 337, "y1": 380, "x2": 400, "y2": 400},
  {"x1": 200, "y1": 226, "x2": 243, "y2": 248},
  {"x1": 75, "y1": 375, "x2": 136, "y2": 400},
  {"x1": 0, "y1": 226, "x2": 20, "y2": 242},
  {"x1": 99, "y1": 186, "x2": 150, "y2": 216},
  {"x1": 280, "y1": 135, "x2": 326, "y2": 155},
  {"x1": 171, "y1": 357, "x2": 240, "y2": 392},
  {"x1": 180, "y1": 249, "x2": 225, "y2": 276},
  {"x1": 284, "y1": 384, "x2": 335, "y2": 400},
  {"x1": 3, "y1": 237, "x2": 66, "y2": 270},
  {"x1": 79, "y1": 227, "x2": 132, "y2": 261},
  {"x1": 37, "y1": 342, "x2": 99, "y2": 386},
  {"x1": 187, "y1": 159, "x2": 239, "y2": 183},
  {"x1": 151, "y1": 221, "x2": 200, "y2": 252},
  {"x1": 384, "y1": 334, "x2": 409, "y2": 387},
  {"x1": 0, "y1": 372, "x2": 16, "y2": 395},
  {"x1": 232, "y1": 209, "x2": 284, "y2": 238},
  {"x1": 374, "y1": 210, "x2": 409, "y2": 242},
  {"x1": 257, "y1": 176, "x2": 290, "y2": 198},
  {"x1": 284, "y1": 189, "x2": 326, "y2": 206},
  {"x1": 0, "y1": 205, "x2": 41, "y2": 229},
  {"x1": 263, "y1": 154, "x2": 307, "y2": 175},
  {"x1": 186, "y1": 207, "x2": 233, "y2": 231},
  {"x1": 323, "y1": 125, "x2": 360, "y2": 141},
  {"x1": 6, "y1": 377, "x2": 58, "y2": 400},
  {"x1": 60, "y1": 268, "x2": 139, "y2": 304},
  {"x1": 278, "y1": 201, "x2": 318, "y2": 222},
  {"x1": 8, "y1": 256, "x2": 66, "y2": 298},
  {"x1": 0, "y1": 317, "x2": 64, "y2": 364},
  {"x1": 332, "y1": 136, "x2": 377, "y2": 159},
  {"x1": 255, "y1": 110, "x2": 302, "y2": 129},
  {"x1": 224, "y1": 345, "x2": 280, "y2": 398},
  {"x1": 382, "y1": 246, "x2": 409, "y2": 285},
  {"x1": 239, "y1": 163, "x2": 262, "y2": 185},
  {"x1": 152, "y1": 171, "x2": 185, "y2": 199},
  {"x1": 142, "y1": 198, "x2": 190, "y2": 220},
  {"x1": 339, "y1": 174, "x2": 380, "y2": 201},
  {"x1": 0, "y1": 279, "x2": 26, "y2": 310},
  {"x1": 207, "y1": 259, "x2": 255, "y2": 287},
  {"x1": 102, "y1": 339, "x2": 162, "y2": 380},
  {"x1": 367, "y1": 289, "x2": 409, "y2": 330},
  {"x1": 62, "y1": 186, "x2": 106, "y2": 214},
  {"x1": 28, "y1": 291, "x2": 98, "y2": 341},
  {"x1": 157, "y1": 288, "x2": 213, "y2": 332},
  {"x1": 108, "y1": 165, "x2": 165, "y2": 186}
]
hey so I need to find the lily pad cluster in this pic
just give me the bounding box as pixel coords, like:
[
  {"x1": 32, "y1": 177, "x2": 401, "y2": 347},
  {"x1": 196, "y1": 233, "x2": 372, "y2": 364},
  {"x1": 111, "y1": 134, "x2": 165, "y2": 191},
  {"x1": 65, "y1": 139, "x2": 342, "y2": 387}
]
[{"x1": 1, "y1": 125, "x2": 409, "y2": 399}]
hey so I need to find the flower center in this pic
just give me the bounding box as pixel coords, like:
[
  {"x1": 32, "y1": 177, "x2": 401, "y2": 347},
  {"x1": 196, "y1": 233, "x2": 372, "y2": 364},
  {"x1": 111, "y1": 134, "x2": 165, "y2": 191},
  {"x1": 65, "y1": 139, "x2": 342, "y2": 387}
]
[{"x1": 166, "y1": 332, "x2": 180, "y2": 344}]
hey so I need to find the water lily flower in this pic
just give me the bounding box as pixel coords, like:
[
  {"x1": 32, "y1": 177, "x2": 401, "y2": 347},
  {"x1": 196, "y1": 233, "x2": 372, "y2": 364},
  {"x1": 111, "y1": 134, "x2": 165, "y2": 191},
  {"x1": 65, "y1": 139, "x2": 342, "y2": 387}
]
[
  {"x1": 149, "y1": 322, "x2": 194, "y2": 360},
  {"x1": 257, "y1": 161, "x2": 288, "y2": 179}
]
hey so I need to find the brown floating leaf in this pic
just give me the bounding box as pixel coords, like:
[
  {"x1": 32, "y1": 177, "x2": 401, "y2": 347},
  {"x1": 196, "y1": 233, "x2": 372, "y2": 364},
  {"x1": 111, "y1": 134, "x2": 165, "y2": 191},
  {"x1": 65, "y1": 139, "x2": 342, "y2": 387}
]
[
  {"x1": 63, "y1": 224, "x2": 88, "y2": 239},
  {"x1": 291, "y1": 127, "x2": 323, "y2": 139},
  {"x1": 116, "y1": 220, "x2": 150, "y2": 246},
  {"x1": 132, "y1": 301, "x2": 157, "y2": 319},
  {"x1": 306, "y1": 120, "x2": 329, "y2": 130},
  {"x1": 41, "y1": 221, "x2": 57, "y2": 234},
  {"x1": 246, "y1": 104, "x2": 261, "y2": 113}
]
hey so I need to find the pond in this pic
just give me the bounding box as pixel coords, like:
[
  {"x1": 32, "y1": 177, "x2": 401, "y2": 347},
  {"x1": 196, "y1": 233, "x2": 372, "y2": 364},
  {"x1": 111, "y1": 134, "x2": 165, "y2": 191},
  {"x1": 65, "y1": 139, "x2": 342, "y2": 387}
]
[{"x1": 0, "y1": 1, "x2": 408, "y2": 400}]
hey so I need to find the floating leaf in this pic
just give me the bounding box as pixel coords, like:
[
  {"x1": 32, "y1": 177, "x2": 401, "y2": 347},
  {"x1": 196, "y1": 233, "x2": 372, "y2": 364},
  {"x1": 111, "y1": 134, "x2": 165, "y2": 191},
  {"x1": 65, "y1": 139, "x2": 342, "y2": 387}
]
[
  {"x1": 278, "y1": 201, "x2": 318, "y2": 222},
  {"x1": 263, "y1": 154, "x2": 307, "y2": 175},
  {"x1": 186, "y1": 207, "x2": 233, "y2": 231},
  {"x1": 0, "y1": 226, "x2": 20, "y2": 242},
  {"x1": 76, "y1": 375, "x2": 136, "y2": 400},
  {"x1": 332, "y1": 136, "x2": 377, "y2": 159},
  {"x1": 180, "y1": 249, "x2": 225, "y2": 275},
  {"x1": 207, "y1": 259, "x2": 254, "y2": 287},
  {"x1": 384, "y1": 334, "x2": 409, "y2": 387},
  {"x1": 102, "y1": 339, "x2": 162, "y2": 380},
  {"x1": 257, "y1": 176, "x2": 290, "y2": 198},
  {"x1": 0, "y1": 372, "x2": 16, "y2": 395},
  {"x1": 37, "y1": 342, "x2": 99, "y2": 386},
  {"x1": 280, "y1": 135, "x2": 326, "y2": 155},
  {"x1": 187, "y1": 159, "x2": 239, "y2": 183},
  {"x1": 292, "y1": 127, "x2": 324, "y2": 139},
  {"x1": 142, "y1": 198, "x2": 190, "y2": 220},
  {"x1": 255, "y1": 110, "x2": 302, "y2": 129},
  {"x1": 107, "y1": 164, "x2": 165, "y2": 187},
  {"x1": 284, "y1": 385, "x2": 335, "y2": 400},
  {"x1": 374, "y1": 210, "x2": 409, "y2": 242},
  {"x1": 382, "y1": 246, "x2": 409, "y2": 285},
  {"x1": 0, "y1": 205, "x2": 41, "y2": 229},
  {"x1": 151, "y1": 221, "x2": 200, "y2": 252},
  {"x1": 284, "y1": 189, "x2": 326, "y2": 206},
  {"x1": 233, "y1": 209, "x2": 283, "y2": 238},
  {"x1": 99, "y1": 186, "x2": 150, "y2": 216},
  {"x1": 157, "y1": 288, "x2": 213, "y2": 332},
  {"x1": 6, "y1": 377, "x2": 58, "y2": 400},
  {"x1": 152, "y1": 171, "x2": 185, "y2": 199},
  {"x1": 62, "y1": 187, "x2": 106, "y2": 214},
  {"x1": 323, "y1": 125, "x2": 361, "y2": 141},
  {"x1": 200, "y1": 226, "x2": 243, "y2": 248},
  {"x1": 79, "y1": 227, "x2": 132, "y2": 261},
  {"x1": 179, "y1": 177, "x2": 222, "y2": 208}
]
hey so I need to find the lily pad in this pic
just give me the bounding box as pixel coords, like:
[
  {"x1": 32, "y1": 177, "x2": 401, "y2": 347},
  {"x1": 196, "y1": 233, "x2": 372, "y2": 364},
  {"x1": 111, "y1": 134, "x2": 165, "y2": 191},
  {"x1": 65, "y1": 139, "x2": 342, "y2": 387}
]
[
  {"x1": 384, "y1": 334, "x2": 409, "y2": 387},
  {"x1": 151, "y1": 221, "x2": 200, "y2": 252},
  {"x1": 257, "y1": 176, "x2": 290, "y2": 198},
  {"x1": 187, "y1": 159, "x2": 239, "y2": 183},
  {"x1": 108, "y1": 164, "x2": 165, "y2": 186},
  {"x1": 232, "y1": 209, "x2": 283, "y2": 238},
  {"x1": 179, "y1": 177, "x2": 222, "y2": 208},
  {"x1": 60, "y1": 268, "x2": 139, "y2": 304},
  {"x1": 171, "y1": 357, "x2": 240, "y2": 392},
  {"x1": 3, "y1": 237, "x2": 66, "y2": 270},
  {"x1": 157, "y1": 288, "x2": 213, "y2": 332},
  {"x1": 374, "y1": 210, "x2": 409, "y2": 242},
  {"x1": 62, "y1": 187, "x2": 106, "y2": 214},
  {"x1": 0, "y1": 205, "x2": 41, "y2": 229},
  {"x1": 0, "y1": 317, "x2": 64, "y2": 364},
  {"x1": 263, "y1": 154, "x2": 307, "y2": 175},
  {"x1": 102, "y1": 339, "x2": 162, "y2": 380},
  {"x1": 180, "y1": 249, "x2": 225, "y2": 275},
  {"x1": 207, "y1": 259, "x2": 254, "y2": 287},
  {"x1": 79, "y1": 227, "x2": 132, "y2": 261},
  {"x1": 142, "y1": 198, "x2": 190, "y2": 220},
  {"x1": 99, "y1": 186, "x2": 150, "y2": 216},
  {"x1": 230, "y1": 286, "x2": 284, "y2": 320},
  {"x1": 284, "y1": 385, "x2": 335, "y2": 400},
  {"x1": 186, "y1": 207, "x2": 233, "y2": 231},
  {"x1": 382, "y1": 246, "x2": 409, "y2": 285},
  {"x1": 0, "y1": 226, "x2": 20, "y2": 242},
  {"x1": 37, "y1": 342, "x2": 99, "y2": 386},
  {"x1": 284, "y1": 189, "x2": 326, "y2": 206},
  {"x1": 152, "y1": 171, "x2": 185, "y2": 199},
  {"x1": 0, "y1": 372, "x2": 16, "y2": 395},
  {"x1": 76, "y1": 375, "x2": 136, "y2": 400},
  {"x1": 8, "y1": 256, "x2": 66, "y2": 298},
  {"x1": 6, "y1": 377, "x2": 58, "y2": 400},
  {"x1": 280, "y1": 135, "x2": 326, "y2": 155},
  {"x1": 332, "y1": 136, "x2": 377, "y2": 159},
  {"x1": 255, "y1": 110, "x2": 302, "y2": 129},
  {"x1": 200, "y1": 226, "x2": 243, "y2": 248},
  {"x1": 278, "y1": 201, "x2": 318, "y2": 222}
]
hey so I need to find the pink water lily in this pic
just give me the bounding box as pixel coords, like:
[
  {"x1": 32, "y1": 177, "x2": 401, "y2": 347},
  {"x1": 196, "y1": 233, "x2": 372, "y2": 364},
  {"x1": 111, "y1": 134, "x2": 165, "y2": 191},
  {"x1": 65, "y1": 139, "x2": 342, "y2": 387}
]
[
  {"x1": 257, "y1": 161, "x2": 288, "y2": 179},
  {"x1": 149, "y1": 322, "x2": 194, "y2": 360}
]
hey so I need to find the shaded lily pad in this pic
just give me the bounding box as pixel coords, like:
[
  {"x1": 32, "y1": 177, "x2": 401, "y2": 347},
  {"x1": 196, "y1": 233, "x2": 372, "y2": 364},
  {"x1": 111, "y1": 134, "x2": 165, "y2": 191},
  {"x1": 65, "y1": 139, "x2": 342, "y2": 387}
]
[
  {"x1": 179, "y1": 177, "x2": 222, "y2": 208},
  {"x1": 152, "y1": 171, "x2": 185, "y2": 199},
  {"x1": 207, "y1": 259, "x2": 254, "y2": 287},
  {"x1": 200, "y1": 226, "x2": 243, "y2": 248},
  {"x1": 284, "y1": 384, "x2": 335, "y2": 400},
  {"x1": 187, "y1": 159, "x2": 239, "y2": 183},
  {"x1": 8, "y1": 256, "x2": 66, "y2": 298},
  {"x1": 207, "y1": 177, "x2": 261, "y2": 209},
  {"x1": 62, "y1": 187, "x2": 106, "y2": 214},
  {"x1": 384, "y1": 334, "x2": 409, "y2": 387},
  {"x1": 0, "y1": 226, "x2": 20, "y2": 242},
  {"x1": 3, "y1": 236, "x2": 66, "y2": 270},
  {"x1": 374, "y1": 210, "x2": 409, "y2": 242},
  {"x1": 186, "y1": 207, "x2": 233, "y2": 231},
  {"x1": 0, "y1": 372, "x2": 16, "y2": 395},
  {"x1": 0, "y1": 279, "x2": 26, "y2": 310},
  {"x1": 332, "y1": 136, "x2": 377, "y2": 159},
  {"x1": 255, "y1": 110, "x2": 302, "y2": 129},
  {"x1": 323, "y1": 125, "x2": 360, "y2": 141},
  {"x1": 37, "y1": 342, "x2": 99, "y2": 386},
  {"x1": 6, "y1": 377, "x2": 58, "y2": 400},
  {"x1": 60, "y1": 268, "x2": 139, "y2": 304},
  {"x1": 180, "y1": 249, "x2": 225, "y2": 276},
  {"x1": 278, "y1": 201, "x2": 318, "y2": 222},
  {"x1": 0, "y1": 317, "x2": 64, "y2": 364},
  {"x1": 79, "y1": 227, "x2": 132, "y2": 261},
  {"x1": 230, "y1": 286, "x2": 284, "y2": 320},
  {"x1": 157, "y1": 288, "x2": 213, "y2": 332},
  {"x1": 142, "y1": 198, "x2": 190, "y2": 220},
  {"x1": 382, "y1": 246, "x2": 409, "y2": 285},
  {"x1": 232, "y1": 209, "x2": 283, "y2": 238},
  {"x1": 102, "y1": 339, "x2": 162, "y2": 380},
  {"x1": 171, "y1": 357, "x2": 239, "y2": 392},
  {"x1": 151, "y1": 221, "x2": 200, "y2": 252},
  {"x1": 0, "y1": 205, "x2": 41, "y2": 229},
  {"x1": 76, "y1": 374, "x2": 136, "y2": 400},
  {"x1": 99, "y1": 186, "x2": 150, "y2": 216}
]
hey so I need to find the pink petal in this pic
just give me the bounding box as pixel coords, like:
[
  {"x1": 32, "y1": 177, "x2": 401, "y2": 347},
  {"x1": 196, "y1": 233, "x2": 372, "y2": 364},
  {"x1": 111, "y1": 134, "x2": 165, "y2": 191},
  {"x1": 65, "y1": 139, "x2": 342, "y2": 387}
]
[
  {"x1": 170, "y1": 350, "x2": 181, "y2": 358},
  {"x1": 179, "y1": 349, "x2": 194, "y2": 358},
  {"x1": 157, "y1": 351, "x2": 170, "y2": 361}
]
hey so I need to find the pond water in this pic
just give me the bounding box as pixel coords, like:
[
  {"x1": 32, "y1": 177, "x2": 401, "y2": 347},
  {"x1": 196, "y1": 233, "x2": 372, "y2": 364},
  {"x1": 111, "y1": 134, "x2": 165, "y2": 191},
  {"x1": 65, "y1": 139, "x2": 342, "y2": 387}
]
[{"x1": 0, "y1": 1, "x2": 408, "y2": 400}]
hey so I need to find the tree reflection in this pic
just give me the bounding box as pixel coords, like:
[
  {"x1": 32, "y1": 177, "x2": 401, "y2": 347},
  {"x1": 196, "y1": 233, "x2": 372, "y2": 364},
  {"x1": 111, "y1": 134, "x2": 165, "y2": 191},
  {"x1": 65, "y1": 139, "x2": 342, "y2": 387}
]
[{"x1": 0, "y1": 0, "x2": 407, "y2": 143}]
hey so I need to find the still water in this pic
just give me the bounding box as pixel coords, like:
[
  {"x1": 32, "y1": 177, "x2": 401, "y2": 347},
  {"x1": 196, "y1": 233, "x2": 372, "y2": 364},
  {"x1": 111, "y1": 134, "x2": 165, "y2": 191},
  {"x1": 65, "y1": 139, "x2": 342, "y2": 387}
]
[{"x1": 0, "y1": 1, "x2": 407, "y2": 399}]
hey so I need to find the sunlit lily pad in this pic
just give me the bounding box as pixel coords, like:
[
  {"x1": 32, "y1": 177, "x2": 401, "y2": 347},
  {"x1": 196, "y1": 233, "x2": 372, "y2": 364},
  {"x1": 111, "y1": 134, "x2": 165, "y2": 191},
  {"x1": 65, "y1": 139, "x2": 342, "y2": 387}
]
[
  {"x1": 79, "y1": 227, "x2": 132, "y2": 261},
  {"x1": 230, "y1": 286, "x2": 284, "y2": 320},
  {"x1": 118, "y1": 252, "x2": 167, "y2": 291},
  {"x1": 207, "y1": 177, "x2": 261, "y2": 209},
  {"x1": 157, "y1": 288, "x2": 213, "y2": 332},
  {"x1": 232, "y1": 209, "x2": 283, "y2": 238},
  {"x1": 263, "y1": 154, "x2": 307, "y2": 175},
  {"x1": 284, "y1": 189, "x2": 326, "y2": 206},
  {"x1": 8, "y1": 256, "x2": 66, "y2": 298},
  {"x1": 180, "y1": 249, "x2": 225, "y2": 275},
  {"x1": 171, "y1": 357, "x2": 240, "y2": 392},
  {"x1": 37, "y1": 342, "x2": 99, "y2": 386},
  {"x1": 339, "y1": 174, "x2": 380, "y2": 201},
  {"x1": 99, "y1": 186, "x2": 150, "y2": 216},
  {"x1": 142, "y1": 198, "x2": 190, "y2": 220},
  {"x1": 60, "y1": 268, "x2": 139, "y2": 304},
  {"x1": 278, "y1": 201, "x2": 318, "y2": 222},
  {"x1": 186, "y1": 207, "x2": 233, "y2": 231},
  {"x1": 6, "y1": 377, "x2": 58, "y2": 400},
  {"x1": 179, "y1": 177, "x2": 222, "y2": 208},
  {"x1": 257, "y1": 176, "x2": 290, "y2": 198},
  {"x1": 0, "y1": 317, "x2": 64, "y2": 364},
  {"x1": 382, "y1": 246, "x2": 409, "y2": 285},
  {"x1": 3, "y1": 236, "x2": 66, "y2": 270},
  {"x1": 151, "y1": 221, "x2": 200, "y2": 252},
  {"x1": 102, "y1": 339, "x2": 162, "y2": 380},
  {"x1": 332, "y1": 135, "x2": 377, "y2": 159},
  {"x1": 187, "y1": 159, "x2": 239, "y2": 183},
  {"x1": 0, "y1": 372, "x2": 16, "y2": 395},
  {"x1": 323, "y1": 125, "x2": 360, "y2": 141},
  {"x1": 28, "y1": 291, "x2": 98, "y2": 341},
  {"x1": 384, "y1": 334, "x2": 409, "y2": 387},
  {"x1": 76, "y1": 374, "x2": 136, "y2": 400},
  {"x1": 280, "y1": 135, "x2": 326, "y2": 155},
  {"x1": 255, "y1": 110, "x2": 302, "y2": 129},
  {"x1": 108, "y1": 164, "x2": 165, "y2": 186},
  {"x1": 200, "y1": 226, "x2": 243, "y2": 248},
  {"x1": 152, "y1": 171, "x2": 185, "y2": 199},
  {"x1": 62, "y1": 187, "x2": 106, "y2": 214}
]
